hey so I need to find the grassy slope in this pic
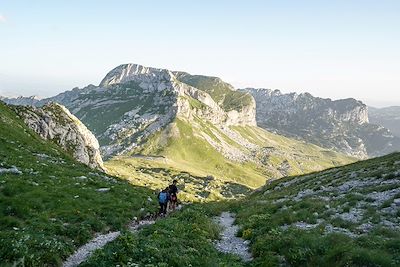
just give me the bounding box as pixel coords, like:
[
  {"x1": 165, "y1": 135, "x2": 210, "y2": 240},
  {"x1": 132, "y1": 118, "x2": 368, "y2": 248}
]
[
  {"x1": 0, "y1": 102, "x2": 157, "y2": 266},
  {"x1": 231, "y1": 152, "x2": 400, "y2": 266},
  {"x1": 105, "y1": 117, "x2": 263, "y2": 202},
  {"x1": 85, "y1": 153, "x2": 400, "y2": 267},
  {"x1": 232, "y1": 125, "x2": 354, "y2": 173},
  {"x1": 106, "y1": 116, "x2": 354, "y2": 201}
]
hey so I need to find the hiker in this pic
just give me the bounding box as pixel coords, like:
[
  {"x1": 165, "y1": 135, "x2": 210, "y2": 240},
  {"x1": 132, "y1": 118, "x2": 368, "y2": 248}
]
[
  {"x1": 158, "y1": 187, "x2": 169, "y2": 216},
  {"x1": 168, "y1": 180, "x2": 179, "y2": 211}
]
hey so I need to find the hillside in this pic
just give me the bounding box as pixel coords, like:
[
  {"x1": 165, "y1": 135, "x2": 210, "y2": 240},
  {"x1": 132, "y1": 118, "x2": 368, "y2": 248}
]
[
  {"x1": 1, "y1": 64, "x2": 355, "y2": 200},
  {"x1": 369, "y1": 106, "x2": 400, "y2": 137},
  {"x1": 79, "y1": 152, "x2": 400, "y2": 266},
  {"x1": 0, "y1": 101, "x2": 157, "y2": 266},
  {"x1": 232, "y1": 152, "x2": 400, "y2": 266},
  {"x1": 107, "y1": 117, "x2": 353, "y2": 201},
  {"x1": 243, "y1": 88, "x2": 400, "y2": 158}
]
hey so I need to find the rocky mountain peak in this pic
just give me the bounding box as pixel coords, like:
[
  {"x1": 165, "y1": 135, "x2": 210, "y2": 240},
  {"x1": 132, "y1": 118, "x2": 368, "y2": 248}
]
[{"x1": 99, "y1": 63, "x2": 175, "y2": 88}]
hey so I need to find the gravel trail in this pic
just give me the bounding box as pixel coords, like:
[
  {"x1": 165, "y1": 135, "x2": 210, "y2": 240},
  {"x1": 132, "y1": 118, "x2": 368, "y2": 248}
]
[
  {"x1": 62, "y1": 218, "x2": 155, "y2": 267},
  {"x1": 62, "y1": 205, "x2": 184, "y2": 267},
  {"x1": 214, "y1": 212, "x2": 253, "y2": 262}
]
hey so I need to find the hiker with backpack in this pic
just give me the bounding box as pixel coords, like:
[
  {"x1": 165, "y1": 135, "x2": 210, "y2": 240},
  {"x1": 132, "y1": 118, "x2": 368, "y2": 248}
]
[
  {"x1": 158, "y1": 187, "x2": 170, "y2": 216},
  {"x1": 168, "y1": 180, "x2": 179, "y2": 211}
]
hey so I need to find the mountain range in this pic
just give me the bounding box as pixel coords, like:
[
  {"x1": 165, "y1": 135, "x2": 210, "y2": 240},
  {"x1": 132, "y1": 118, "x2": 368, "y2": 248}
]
[{"x1": 1, "y1": 63, "x2": 358, "y2": 200}]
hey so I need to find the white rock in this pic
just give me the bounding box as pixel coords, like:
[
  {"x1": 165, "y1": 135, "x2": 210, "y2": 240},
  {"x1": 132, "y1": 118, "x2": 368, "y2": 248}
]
[
  {"x1": 0, "y1": 166, "x2": 22, "y2": 175},
  {"x1": 14, "y1": 103, "x2": 104, "y2": 171},
  {"x1": 96, "y1": 188, "x2": 110, "y2": 192}
]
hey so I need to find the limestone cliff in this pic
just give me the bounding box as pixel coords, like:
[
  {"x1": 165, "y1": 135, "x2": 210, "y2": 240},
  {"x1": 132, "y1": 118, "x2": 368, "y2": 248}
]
[
  {"x1": 12, "y1": 103, "x2": 104, "y2": 170},
  {"x1": 243, "y1": 88, "x2": 400, "y2": 158}
]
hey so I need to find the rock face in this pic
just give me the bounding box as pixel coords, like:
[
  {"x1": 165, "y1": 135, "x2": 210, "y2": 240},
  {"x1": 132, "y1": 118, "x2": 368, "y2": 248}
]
[
  {"x1": 12, "y1": 103, "x2": 104, "y2": 170},
  {"x1": 369, "y1": 106, "x2": 400, "y2": 138},
  {"x1": 242, "y1": 88, "x2": 400, "y2": 158}
]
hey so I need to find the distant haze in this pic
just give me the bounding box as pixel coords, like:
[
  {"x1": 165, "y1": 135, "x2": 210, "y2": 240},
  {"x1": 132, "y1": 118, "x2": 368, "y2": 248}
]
[{"x1": 1, "y1": 1, "x2": 399, "y2": 108}]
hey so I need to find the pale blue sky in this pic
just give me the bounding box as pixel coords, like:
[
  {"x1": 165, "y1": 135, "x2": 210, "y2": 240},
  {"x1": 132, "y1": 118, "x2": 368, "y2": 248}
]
[{"x1": 1, "y1": 0, "x2": 399, "y2": 107}]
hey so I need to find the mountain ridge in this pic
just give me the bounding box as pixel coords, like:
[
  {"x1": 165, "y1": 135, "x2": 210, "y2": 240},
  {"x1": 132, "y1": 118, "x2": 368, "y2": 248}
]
[
  {"x1": 3, "y1": 71, "x2": 399, "y2": 159},
  {"x1": 243, "y1": 87, "x2": 400, "y2": 158}
]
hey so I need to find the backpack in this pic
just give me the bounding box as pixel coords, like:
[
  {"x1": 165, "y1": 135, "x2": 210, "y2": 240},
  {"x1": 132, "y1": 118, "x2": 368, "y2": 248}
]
[{"x1": 159, "y1": 192, "x2": 168, "y2": 203}]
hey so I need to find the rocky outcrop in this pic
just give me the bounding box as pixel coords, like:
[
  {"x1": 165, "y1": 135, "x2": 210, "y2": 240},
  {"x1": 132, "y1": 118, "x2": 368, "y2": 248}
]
[
  {"x1": 13, "y1": 103, "x2": 104, "y2": 170},
  {"x1": 243, "y1": 88, "x2": 400, "y2": 158},
  {"x1": 173, "y1": 71, "x2": 257, "y2": 126},
  {"x1": 226, "y1": 99, "x2": 256, "y2": 126}
]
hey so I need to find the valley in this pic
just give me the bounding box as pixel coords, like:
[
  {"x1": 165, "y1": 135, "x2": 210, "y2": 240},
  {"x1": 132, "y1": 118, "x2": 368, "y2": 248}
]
[
  {"x1": 1, "y1": 64, "x2": 399, "y2": 266},
  {"x1": 2, "y1": 1, "x2": 399, "y2": 266}
]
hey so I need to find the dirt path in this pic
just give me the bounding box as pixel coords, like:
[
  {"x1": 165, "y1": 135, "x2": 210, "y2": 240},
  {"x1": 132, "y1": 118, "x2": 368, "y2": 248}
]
[
  {"x1": 214, "y1": 212, "x2": 253, "y2": 262},
  {"x1": 62, "y1": 219, "x2": 155, "y2": 267},
  {"x1": 62, "y1": 204, "x2": 184, "y2": 267}
]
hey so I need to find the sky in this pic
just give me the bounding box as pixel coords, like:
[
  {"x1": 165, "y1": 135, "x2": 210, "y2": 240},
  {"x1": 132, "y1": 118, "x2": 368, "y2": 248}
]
[{"x1": 0, "y1": 0, "x2": 399, "y2": 107}]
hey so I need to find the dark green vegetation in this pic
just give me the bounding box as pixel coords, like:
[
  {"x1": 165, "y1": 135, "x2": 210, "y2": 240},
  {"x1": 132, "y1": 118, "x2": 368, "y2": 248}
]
[
  {"x1": 174, "y1": 72, "x2": 253, "y2": 111},
  {"x1": 82, "y1": 204, "x2": 244, "y2": 267},
  {"x1": 0, "y1": 102, "x2": 157, "y2": 266},
  {"x1": 87, "y1": 153, "x2": 400, "y2": 266}
]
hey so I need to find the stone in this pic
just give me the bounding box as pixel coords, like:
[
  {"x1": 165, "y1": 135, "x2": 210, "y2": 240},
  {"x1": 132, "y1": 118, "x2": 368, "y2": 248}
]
[
  {"x1": 96, "y1": 188, "x2": 110, "y2": 192},
  {"x1": 0, "y1": 166, "x2": 22, "y2": 175}
]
